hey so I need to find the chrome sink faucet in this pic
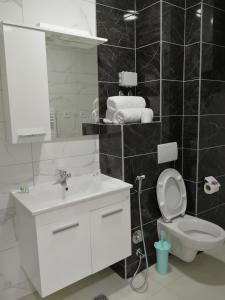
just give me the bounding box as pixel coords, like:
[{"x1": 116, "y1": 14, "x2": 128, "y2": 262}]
[{"x1": 54, "y1": 169, "x2": 71, "y2": 189}]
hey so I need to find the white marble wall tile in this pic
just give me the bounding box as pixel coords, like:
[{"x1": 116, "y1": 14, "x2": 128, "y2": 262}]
[
  {"x1": 0, "y1": 280, "x2": 35, "y2": 300},
  {"x1": 23, "y1": 0, "x2": 96, "y2": 36},
  {"x1": 46, "y1": 46, "x2": 74, "y2": 74},
  {"x1": 76, "y1": 49, "x2": 98, "y2": 75},
  {"x1": 0, "y1": 164, "x2": 33, "y2": 210},
  {"x1": 47, "y1": 70, "x2": 97, "y2": 87},
  {"x1": 0, "y1": 247, "x2": 28, "y2": 291},
  {"x1": 31, "y1": 137, "x2": 99, "y2": 162},
  {"x1": 0, "y1": 2, "x2": 99, "y2": 299},
  {"x1": 0, "y1": 0, "x2": 23, "y2": 23},
  {"x1": 48, "y1": 80, "x2": 98, "y2": 97},
  {"x1": 0, "y1": 123, "x2": 6, "y2": 140},
  {"x1": 47, "y1": 46, "x2": 97, "y2": 75},
  {"x1": 33, "y1": 153, "x2": 99, "y2": 184},
  {"x1": 55, "y1": 154, "x2": 99, "y2": 175},
  {"x1": 0, "y1": 207, "x2": 17, "y2": 252},
  {"x1": 0, "y1": 136, "x2": 32, "y2": 166},
  {"x1": 0, "y1": 144, "x2": 32, "y2": 167},
  {"x1": 48, "y1": 78, "x2": 94, "y2": 96},
  {"x1": 0, "y1": 92, "x2": 5, "y2": 123}
]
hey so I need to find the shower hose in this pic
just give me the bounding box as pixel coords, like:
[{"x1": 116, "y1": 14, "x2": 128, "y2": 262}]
[{"x1": 130, "y1": 175, "x2": 149, "y2": 293}]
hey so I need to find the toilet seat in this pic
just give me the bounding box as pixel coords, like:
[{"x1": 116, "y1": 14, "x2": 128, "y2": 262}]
[{"x1": 157, "y1": 169, "x2": 187, "y2": 222}]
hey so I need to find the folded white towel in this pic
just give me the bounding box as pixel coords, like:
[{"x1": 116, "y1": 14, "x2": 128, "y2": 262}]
[
  {"x1": 103, "y1": 118, "x2": 113, "y2": 124},
  {"x1": 105, "y1": 108, "x2": 115, "y2": 121},
  {"x1": 113, "y1": 108, "x2": 145, "y2": 124},
  {"x1": 141, "y1": 108, "x2": 154, "y2": 123},
  {"x1": 107, "y1": 96, "x2": 146, "y2": 111}
]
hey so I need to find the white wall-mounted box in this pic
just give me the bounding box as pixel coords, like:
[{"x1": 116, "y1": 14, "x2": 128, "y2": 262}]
[
  {"x1": 157, "y1": 142, "x2": 178, "y2": 164},
  {"x1": 119, "y1": 71, "x2": 137, "y2": 87},
  {"x1": 0, "y1": 23, "x2": 51, "y2": 144}
]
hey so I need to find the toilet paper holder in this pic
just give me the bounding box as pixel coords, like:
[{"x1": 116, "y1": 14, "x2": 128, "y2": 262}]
[{"x1": 204, "y1": 176, "x2": 221, "y2": 195}]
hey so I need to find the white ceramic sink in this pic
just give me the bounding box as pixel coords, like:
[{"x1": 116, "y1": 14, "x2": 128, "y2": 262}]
[{"x1": 12, "y1": 173, "x2": 132, "y2": 215}]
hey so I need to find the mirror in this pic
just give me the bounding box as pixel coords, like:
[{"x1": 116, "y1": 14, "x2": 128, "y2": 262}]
[{"x1": 46, "y1": 44, "x2": 98, "y2": 139}]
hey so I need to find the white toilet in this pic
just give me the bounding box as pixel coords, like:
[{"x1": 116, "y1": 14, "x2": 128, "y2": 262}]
[{"x1": 156, "y1": 168, "x2": 225, "y2": 262}]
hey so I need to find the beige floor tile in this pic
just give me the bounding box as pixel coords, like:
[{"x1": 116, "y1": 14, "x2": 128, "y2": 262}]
[
  {"x1": 148, "y1": 263, "x2": 184, "y2": 288},
  {"x1": 150, "y1": 287, "x2": 180, "y2": 300},
  {"x1": 20, "y1": 243, "x2": 225, "y2": 300},
  {"x1": 166, "y1": 275, "x2": 225, "y2": 300}
]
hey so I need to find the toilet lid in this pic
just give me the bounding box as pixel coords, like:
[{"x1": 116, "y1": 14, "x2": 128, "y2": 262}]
[{"x1": 157, "y1": 169, "x2": 187, "y2": 221}]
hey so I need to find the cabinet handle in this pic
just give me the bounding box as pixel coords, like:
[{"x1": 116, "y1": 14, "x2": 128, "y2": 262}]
[
  {"x1": 16, "y1": 128, "x2": 46, "y2": 137},
  {"x1": 102, "y1": 208, "x2": 123, "y2": 218},
  {"x1": 52, "y1": 222, "x2": 79, "y2": 234},
  {"x1": 18, "y1": 133, "x2": 46, "y2": 137}
]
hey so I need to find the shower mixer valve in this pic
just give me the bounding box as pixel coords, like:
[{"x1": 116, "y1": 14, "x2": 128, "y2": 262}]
[{"x1": 136, "y1": 175, "x2": 146, "y2": 181}]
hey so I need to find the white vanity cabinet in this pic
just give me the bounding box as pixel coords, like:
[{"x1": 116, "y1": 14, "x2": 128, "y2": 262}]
[
  {"x1": 0, "y1": 23, "x2": 51, "y2": 144},
  {"x1": 15, "y1": 178, "x2": 132, "y2": 298}
]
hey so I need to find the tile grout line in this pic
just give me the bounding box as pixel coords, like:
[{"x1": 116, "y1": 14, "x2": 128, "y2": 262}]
[
  {"x1": 125, "y1": 0, "x2": 138, "y2": 278},
  {"x1": 121, "y1": 58, "x2": 126, "y2": 278},
  {"x1": 160, "y1": 0, "x2": 163, "y2": 126},
  {"x1": 195, "y1": 1, "x2": 203, "y2": 217},
  {"x1": 100, "y1": 43, "x2": 135, "y2": 50},
  {"x1": 201, "y1": 41, "x2": 225, "y2": 49},
  {"x1": 186, "y1": 41, "x2": 225, "y2": 50},
  {"x1": 186, "y1": 2, "x2": 201, "y2": 10},
  {"x1": 137, "y1": 1, "x2": 161, "y2": 13},
  {"x1": 100, "y1": 153, "x2": 122, "y2": 159},
  {"x1": 136, "y1": 40, "x2": 160, "y2": 50},
  {"x1": 96, "y1": 2, "x2": 134, "y2": 13},
  {"x1": 182, "y1": 1, "x2": 186, "y2": 176},
  {"x1": 198, "y1": 202, "x2": 225, "y2": 216},
  {"x1": 162, "y1": 0, "x2": 185, "y2": 10},
  {"x1": 203, "y1": 2, "x2": 225, "y2": 13},
  {"x1": 131, "y1": 219, "x2": 157, "y2": 231},
  {"x1": 138, "y1": 0, "x2": 185, "y2": 13},
  {"x1": 136, "y1": 40, "x2": 184, "y2": 51},
  {"x1": 184, "y1": 173, "x2": 225, "y2": 184},
  {"x1": 30, "y1": 143, "x2": 35, "y2": 186},
  {"x1": 100, "y1": 79, "x2": 225, "y2": 84},
  {"x1": 183, "y1": 144, "x2": 225, "y2": 150}
]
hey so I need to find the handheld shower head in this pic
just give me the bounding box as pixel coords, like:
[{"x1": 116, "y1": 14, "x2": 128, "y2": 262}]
[
  {"x1": 130, "y1": 174, "x2": 148, "y2": 293},
  {"x1": 136, "y1": 175, "x2": 146, "y2": 194}
]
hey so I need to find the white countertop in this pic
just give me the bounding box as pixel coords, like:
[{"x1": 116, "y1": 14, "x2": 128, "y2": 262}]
[{"x1": 12, "y1": 174, "x2": 132, "y2": 216}]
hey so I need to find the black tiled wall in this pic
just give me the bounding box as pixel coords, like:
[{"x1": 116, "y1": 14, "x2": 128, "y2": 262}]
[
  {"x1": 97, "y1": 0, "x2": 225, "y2": 279},
  {"x1": 97, "y1": 0, "x2": 225, "y2": 280},
  {"x1": 96, "y1": 0, "x2": 135, "y2": 119},
  {"x1": 97, "y1": 0, "x2": 185, "y2": 279},
  {"x1": 136, "y1": 1, "x2": 160, "y2": 115},
  {"x1": 184, "y1": 1, "x2": 225, "y2": 224}
]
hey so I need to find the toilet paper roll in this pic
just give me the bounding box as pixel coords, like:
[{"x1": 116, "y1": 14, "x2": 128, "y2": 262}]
[{"x1": 204, "y1": 183, "x2": 220, "y2": 195}]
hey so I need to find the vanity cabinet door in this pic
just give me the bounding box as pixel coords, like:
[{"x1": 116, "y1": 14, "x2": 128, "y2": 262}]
[
  {"x1": 36, "y1": 214, "x2": 91, "y2": 297},
  {"x1": 91, "y1": 200, "x2": 131, "y2": 273}
]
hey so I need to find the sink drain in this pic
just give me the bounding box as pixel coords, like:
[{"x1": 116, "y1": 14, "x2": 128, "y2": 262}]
[{"x1": 94, "y1": 295, "x2": 108, "y2": 300}]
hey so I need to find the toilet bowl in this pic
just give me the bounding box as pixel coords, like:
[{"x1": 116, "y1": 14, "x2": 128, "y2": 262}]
[{"x1": 156, "y1": 168, "x2": 225, "y2": 262}]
